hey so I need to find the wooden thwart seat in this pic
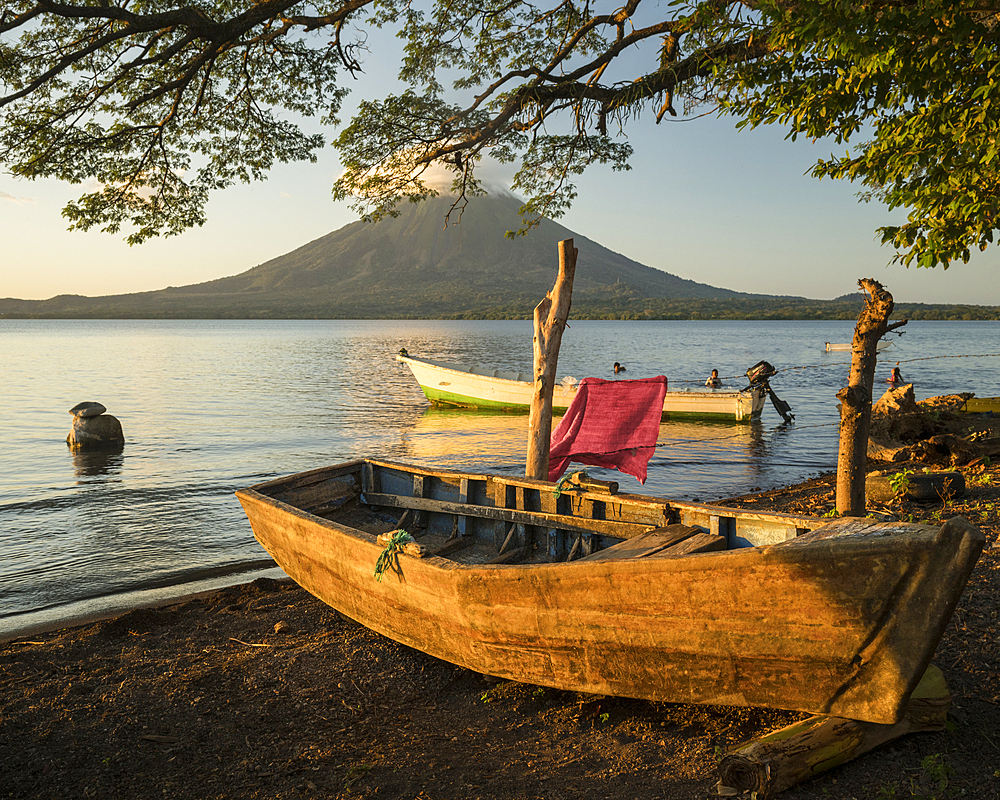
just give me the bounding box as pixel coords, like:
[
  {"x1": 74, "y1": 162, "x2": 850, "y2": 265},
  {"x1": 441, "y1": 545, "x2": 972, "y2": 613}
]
[{"x1": 577, "y1": 524, "x2": 726, "y2": 562}]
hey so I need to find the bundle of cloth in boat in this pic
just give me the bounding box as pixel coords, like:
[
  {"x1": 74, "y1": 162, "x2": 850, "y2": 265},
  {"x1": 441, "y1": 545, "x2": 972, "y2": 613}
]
[{"x1": 548, "y1": 375, "x2": 668, "y2": 484}]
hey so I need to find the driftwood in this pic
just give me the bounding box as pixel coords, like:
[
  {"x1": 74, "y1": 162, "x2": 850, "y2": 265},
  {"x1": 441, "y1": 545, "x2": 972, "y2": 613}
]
[
  {"x1": 873, "y1": 433, "x2": 1000, "y2": 467},
  {"x1": 717, "y1": 665, "x2": 951, "y2": 798},
  {"x1": 525, "y1": 239, "x2": 577, "y2": 480},
  {"x1": 867, "y1": 471, "x2": 965, "y2": 503},
  {"x1": 870, "y1": 385, "x2": 939, "y2": 442},
  {"x1": 869, "y1": 387, "x2": 1000, "y2": 465}
]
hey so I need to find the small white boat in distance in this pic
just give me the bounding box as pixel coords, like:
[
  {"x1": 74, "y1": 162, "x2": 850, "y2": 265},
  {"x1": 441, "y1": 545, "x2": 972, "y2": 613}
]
[
  {"x1": 396, "y1": 353, "x2": 766, "y2": 422},
  {"x1": 826, "y1": 341, "x2": 892, "y2": 352}
]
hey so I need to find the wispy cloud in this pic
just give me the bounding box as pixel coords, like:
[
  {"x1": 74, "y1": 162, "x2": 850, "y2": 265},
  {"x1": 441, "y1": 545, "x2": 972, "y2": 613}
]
[
  {"x1": 336, "y1": 155, "x2": 516, "y2": 199},
  {"x1": 0, "y1": 190, "x2": 34, "y2": 204},
  {"x1": 415, "y1": 161, "x2": 514, "y2": 196}
]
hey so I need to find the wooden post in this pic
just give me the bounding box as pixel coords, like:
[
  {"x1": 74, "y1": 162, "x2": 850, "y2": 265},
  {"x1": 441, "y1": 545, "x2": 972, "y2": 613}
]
[
  {"x1": 835, "y1": 279, "x2": 907, "y2": 516},
  {"x1": 718, "y1": 665, "x2": 950, "y2": 798},
  {"x1": 525, "y1": 239, "x2": 577, "y2": 480}
]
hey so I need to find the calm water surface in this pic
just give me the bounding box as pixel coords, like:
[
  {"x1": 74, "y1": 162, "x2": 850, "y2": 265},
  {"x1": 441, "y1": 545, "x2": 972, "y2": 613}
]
[{"x1": 3, "y1": 319, "x2": 999, "y2": 635}]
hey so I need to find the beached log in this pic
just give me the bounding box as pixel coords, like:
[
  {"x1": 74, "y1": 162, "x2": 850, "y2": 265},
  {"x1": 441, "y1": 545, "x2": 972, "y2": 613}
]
[
  {"x1": 868, "y1": 436, "x2": 912, "y2": 462},
  {"x1": 718, "y1": 665, "x2": 950, "y2": 798},
  {"x1": 867, "y1": 471, "x2": 965, "y2": 504},
  {"x1": 526, "y1": 239, "x2": 577, "y2": 480}
]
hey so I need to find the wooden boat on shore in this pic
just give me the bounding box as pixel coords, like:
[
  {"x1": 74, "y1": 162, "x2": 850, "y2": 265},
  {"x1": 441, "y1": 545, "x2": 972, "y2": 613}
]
[
  {"x1": 236, "y1": 459, "x2": 984, "y2": 725},
  {"x1": 396, "y1": 353, "x2": 765, "y2": 421}
]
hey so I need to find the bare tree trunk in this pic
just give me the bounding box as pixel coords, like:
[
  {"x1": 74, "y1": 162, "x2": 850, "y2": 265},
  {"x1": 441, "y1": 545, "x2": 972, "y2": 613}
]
[
  {"x1": 525, "y1": 240, "x2": 578, "y2": 480},
  {"x1": 836, "y1": 279, "x2": 908, "y2": 515}
]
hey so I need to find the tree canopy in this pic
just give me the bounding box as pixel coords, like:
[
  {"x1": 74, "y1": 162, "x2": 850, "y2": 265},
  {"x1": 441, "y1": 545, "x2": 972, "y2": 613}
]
[{"x1": 1, "y1": 1, "x2": 997, "y2": 267}]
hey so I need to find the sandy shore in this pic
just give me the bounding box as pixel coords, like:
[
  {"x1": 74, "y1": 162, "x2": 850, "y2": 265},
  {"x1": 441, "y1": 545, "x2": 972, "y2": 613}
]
[
  {"x1": 2, "y1": 463, "x2": 998, "y2": 800},
  {"x1": 0, "y1": 563, "x2": 285, "y2": 645}
]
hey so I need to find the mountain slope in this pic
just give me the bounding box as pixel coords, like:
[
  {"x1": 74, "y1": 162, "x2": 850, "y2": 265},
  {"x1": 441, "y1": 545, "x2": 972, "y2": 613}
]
[
  {"x1": 1, "y1": 193, "x2": 779, "y2": 318},
  {"x1": 191, "y1": 192, "x2": 752, "y2": 302}
]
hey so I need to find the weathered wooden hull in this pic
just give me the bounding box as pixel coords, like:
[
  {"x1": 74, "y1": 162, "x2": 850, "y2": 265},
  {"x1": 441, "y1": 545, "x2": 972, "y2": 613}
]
[
  {"x1": 236, "y1": 459, "x2": 984, "y2": 725},
  {"x1": 396, "y1": 354, "x2": 765, "y2": 421}
]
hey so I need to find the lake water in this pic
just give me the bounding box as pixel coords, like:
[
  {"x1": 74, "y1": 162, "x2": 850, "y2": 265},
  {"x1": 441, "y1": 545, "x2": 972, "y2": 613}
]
[{"x1": 3, "y1": 318, "x2": 1000, "y2": 637}]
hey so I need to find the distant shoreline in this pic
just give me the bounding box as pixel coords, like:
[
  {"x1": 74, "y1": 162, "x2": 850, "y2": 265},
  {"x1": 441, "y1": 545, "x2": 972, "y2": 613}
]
[{"x1": 2, "y1": 300, "x2": 999, "y2": 322}]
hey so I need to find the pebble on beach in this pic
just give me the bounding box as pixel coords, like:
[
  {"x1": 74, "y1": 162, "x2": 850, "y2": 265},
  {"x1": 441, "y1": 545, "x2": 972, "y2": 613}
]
[{"x1": 67, "y1": 402, "x2": 124, "y2": 451}]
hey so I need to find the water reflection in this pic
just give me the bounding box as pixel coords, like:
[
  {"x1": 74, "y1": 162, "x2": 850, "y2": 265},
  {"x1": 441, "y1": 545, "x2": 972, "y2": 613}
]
[
  {"x1": 398, "y1": 407, "x2": 799, "y2": 498},
  {"x1": 399, "y1": 407, "x2": 531, "y2": 470},
  {"x1": 70, "y1": 448, "x2": 124, "y2": 479},
  {"x1": 4, "y1": 319, "x2": 998, "y2": 634}
]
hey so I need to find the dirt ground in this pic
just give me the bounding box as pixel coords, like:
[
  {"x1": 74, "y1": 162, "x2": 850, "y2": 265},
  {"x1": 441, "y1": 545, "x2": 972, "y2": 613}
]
[{"x1": 2, "y1": 461, "x2": 999, "y2": 800}]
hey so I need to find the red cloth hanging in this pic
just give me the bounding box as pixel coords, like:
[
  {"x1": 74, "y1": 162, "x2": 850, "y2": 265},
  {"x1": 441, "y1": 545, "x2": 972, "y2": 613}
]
[{"x1": 547, "y1": 376, "x2": 667, "y2": 484}]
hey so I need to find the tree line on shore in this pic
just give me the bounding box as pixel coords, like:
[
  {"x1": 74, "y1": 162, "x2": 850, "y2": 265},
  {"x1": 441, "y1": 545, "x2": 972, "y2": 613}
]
[
  {"x1": 5, "y1": 297, "x2": 996, "y2": 321},
  {"x1": 453, "y1": 299, "x2": 1000, "y2": 322}
]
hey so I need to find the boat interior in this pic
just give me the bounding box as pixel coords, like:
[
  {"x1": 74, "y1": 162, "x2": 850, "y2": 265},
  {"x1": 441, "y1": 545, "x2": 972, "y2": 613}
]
[{"x1": 258, "y1": 459, "x2": 819, "y2": 567}]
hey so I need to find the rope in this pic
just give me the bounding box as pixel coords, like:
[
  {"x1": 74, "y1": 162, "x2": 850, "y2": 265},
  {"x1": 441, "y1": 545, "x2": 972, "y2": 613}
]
[
  {"x1": 651, "y1": 421, "x2": 839, "y2": 450},
  {"x1": 873, "y1": 352, "x2": 1000, "y2": 366},
  {"x1": 506, "y1": 351, "x2": 1000, "y2": 466},
  {"x1": 553, "y1": 470, "x2": 588, "y2": 497},
  {"x1": 667, "y1": 351, "x2": 1000, "y2": 385},
  {"x1": 552, "y1": 421, "x2": 843, "y2": 462},
  {"x1": 778, "y1": 351, "x2": 1000, "y2": 377},
  {"x1": 373, "y1": 530, "x2": 413, "y2": 582}
]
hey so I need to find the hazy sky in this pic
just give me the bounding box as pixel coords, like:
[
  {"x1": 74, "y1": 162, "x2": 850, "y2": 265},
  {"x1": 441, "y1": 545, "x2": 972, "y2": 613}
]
[{"x1": 2, "y1": 27, "x2": 998, "y2": 305}]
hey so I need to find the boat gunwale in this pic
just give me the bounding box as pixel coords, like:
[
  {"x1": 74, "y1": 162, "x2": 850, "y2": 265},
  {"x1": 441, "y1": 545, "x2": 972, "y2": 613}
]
[
  {"x1": 367, "y1": 458, "x2": 824, "y2": 529},
  {"x1": 244, "y1": 457, "x2": 824, "y2": 531},
  {"x1": 397, "y1": 353, "x2": 759, "y2": 401},
  {"x1": 236, "y1": 478, "x2": 966, "y2": 576}
]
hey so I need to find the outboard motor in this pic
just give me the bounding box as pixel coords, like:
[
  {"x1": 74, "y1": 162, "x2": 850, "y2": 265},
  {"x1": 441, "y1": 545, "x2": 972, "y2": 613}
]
[{"x1": 745, "y1": 361, "x2": 794, "y2": 423}]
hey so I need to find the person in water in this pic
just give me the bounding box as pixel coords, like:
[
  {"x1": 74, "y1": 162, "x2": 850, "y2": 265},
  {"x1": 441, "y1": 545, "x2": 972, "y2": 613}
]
[
  {"x1": 888, "y1": 364, "x2": 905, "y2": 384},
  {"x1": 614, "y1": 362, "x2": 626, "y2": 374},
  {"x1": 706, "y1": 369, "x2": 722, "y2": 388}
]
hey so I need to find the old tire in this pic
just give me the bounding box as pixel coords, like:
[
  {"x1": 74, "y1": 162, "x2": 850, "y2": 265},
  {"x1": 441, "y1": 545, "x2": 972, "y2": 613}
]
[{"x1": 867, "y1": 471, "x2": 965, "y2": 504}]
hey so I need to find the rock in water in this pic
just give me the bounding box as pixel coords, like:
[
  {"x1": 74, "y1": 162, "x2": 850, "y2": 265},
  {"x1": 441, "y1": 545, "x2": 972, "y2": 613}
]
[
  {"x1": 67, "y1": 403, "x2": 124, "y2": 451},
  {"x1": 69, "y1": 401, "x2": 107, "y2": 418}
]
